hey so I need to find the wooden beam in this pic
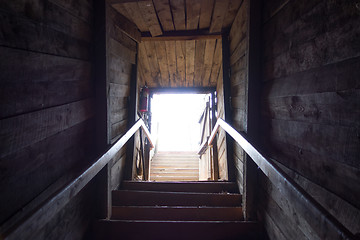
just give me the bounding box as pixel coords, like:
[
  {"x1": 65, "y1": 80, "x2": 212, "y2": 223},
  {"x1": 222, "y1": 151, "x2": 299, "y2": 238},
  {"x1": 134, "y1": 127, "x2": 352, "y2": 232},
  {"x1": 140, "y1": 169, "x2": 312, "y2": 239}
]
[{"x1": 141, "y1": 30, "x2": 222, "y2": 41}]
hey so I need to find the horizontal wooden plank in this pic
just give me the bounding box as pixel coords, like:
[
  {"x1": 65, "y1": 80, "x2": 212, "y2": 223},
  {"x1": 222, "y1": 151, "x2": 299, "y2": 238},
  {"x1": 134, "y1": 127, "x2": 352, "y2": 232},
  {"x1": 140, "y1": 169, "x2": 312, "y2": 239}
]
[
  {"x1": 141, "y1": 34, "x2": 221, "y2": 41},
  {"x1": 0, "y1": 119, "x2": 94, "y2": 225},
  {"x1": 274, "y1": 159, "x2": 360, "y2": 235},
  {"x1": 108, "y1": 23, "x2": 137, "y2": 52},
  {"x1": 264, "y1": 137, "x2": 360, "y2": 209},
  {"x1": 112, "y1": 190, "x2": 241, "y2": 206},
  {"x1": 109, "y1": 83, "x2": 130, "y2": 97},
  {"x1": 0, "y1": 99, "x2": 94, "y2": 158},
  {"x1": 0, "y1": 11, "x2": 90, "y2": 60},
  {"x1": 107, "y1": 5, "x2": 141, "y2": 43},
  {"x1": 50, "y1": 0, "x2": 93, "y2": 23},
  {"x1": 112, "y1": 206, "x2": 243, "y2": 221},
  {"x1": 110, "y1": 153, "x2": 126, "y2": 190},
  {"x1": 0, "y1": 47, "x2": 92, "y2": 119},
  {"x1": 258, "y1": 178, "x2": 309, "y2": 240},
  {"x1": 263, "y1": 57, "x2": 360, "y2": 97},
  {"x1": 111, "y1": 119, "x2": 128, "y2": 140},
  {"x1": 263, "y1": 1, "x2": 360, "y2": 81},
  {"x1": 262, "y1": 90, "x2": 360, "y2": 127},
  {"x1": 229, "y1": 0, "x2": 247, "y2": 53},
  {"x1": 266, "y1": 118, "x2": 360, "y2": 169},
  {"x1": 108, "y1": 38, "x2": 136, "y2": 64}
]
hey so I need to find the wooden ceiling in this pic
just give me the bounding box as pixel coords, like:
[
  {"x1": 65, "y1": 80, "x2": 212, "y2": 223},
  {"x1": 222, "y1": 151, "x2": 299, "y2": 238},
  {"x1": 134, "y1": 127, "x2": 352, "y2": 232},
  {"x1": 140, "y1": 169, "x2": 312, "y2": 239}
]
[{"x1": 110, "y1": 0, "x2": 242, "y2": 88}]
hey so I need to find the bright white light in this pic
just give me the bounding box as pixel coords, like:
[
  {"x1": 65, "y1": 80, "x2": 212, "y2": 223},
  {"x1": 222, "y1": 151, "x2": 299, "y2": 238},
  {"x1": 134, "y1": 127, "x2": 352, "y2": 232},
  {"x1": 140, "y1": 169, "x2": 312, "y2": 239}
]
[{"x1": 151, "y1": 94, "x2": 208, "y2": 152}]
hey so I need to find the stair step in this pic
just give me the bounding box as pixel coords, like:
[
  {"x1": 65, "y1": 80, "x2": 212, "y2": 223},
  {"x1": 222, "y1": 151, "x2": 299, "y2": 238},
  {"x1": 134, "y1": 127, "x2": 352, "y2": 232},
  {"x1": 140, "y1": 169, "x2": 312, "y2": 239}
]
[
  {"x1": 150, "y1": 172, "x2": 198, "y2": 176},
  {"x1": 111, "y1": 206, "x2": 243, "y2": 221},
  {"x1": 112, "y1": 190, "x2": 242, "y2": 207},
  {"x1": 120, "y1": 181, "x2": 239, "y2": 193},
  {"x1": 93, "y1": 220, "x2": 263, "y2": 240}
]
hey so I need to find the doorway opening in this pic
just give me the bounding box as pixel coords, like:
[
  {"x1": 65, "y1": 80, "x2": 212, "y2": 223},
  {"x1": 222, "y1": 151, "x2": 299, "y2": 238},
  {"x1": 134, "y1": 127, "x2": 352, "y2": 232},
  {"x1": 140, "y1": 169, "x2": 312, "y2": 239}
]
[{"x1": 148, "y1": 92, "x2": 218, "y2": 181}]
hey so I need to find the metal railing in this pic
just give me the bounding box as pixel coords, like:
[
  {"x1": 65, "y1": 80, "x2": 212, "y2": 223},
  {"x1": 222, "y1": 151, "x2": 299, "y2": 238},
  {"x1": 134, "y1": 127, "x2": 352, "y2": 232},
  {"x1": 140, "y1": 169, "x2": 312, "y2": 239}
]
[
  {"x1": 208, "y1": 118, "x2": 354, "y2": 240},
  {"x1": 4, "y1": 119, "x2": 154, "y2": 240}
]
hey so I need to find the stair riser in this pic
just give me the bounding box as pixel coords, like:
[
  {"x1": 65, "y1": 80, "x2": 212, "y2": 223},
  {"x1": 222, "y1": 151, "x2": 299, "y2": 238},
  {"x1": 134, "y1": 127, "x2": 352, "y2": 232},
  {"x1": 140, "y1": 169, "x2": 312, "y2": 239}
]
[
  {"x1": 94, "y1": 221, "x2": 262, "y2": 240},
  {"x1": 111, "y1": 206, "x2": 243, "y2": 221},
  {"x1": 120, "y1": 181, "x2": 240, "y2": 193},
  {"x1": 112, "y1": 191, "x2": 241, "y2": 207}
]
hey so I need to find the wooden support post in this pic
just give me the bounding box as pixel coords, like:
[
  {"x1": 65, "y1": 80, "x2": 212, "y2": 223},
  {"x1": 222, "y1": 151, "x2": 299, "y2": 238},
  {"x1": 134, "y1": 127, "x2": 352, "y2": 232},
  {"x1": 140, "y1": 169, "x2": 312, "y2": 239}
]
[
  {"x1": 222, "y1": 34, "x2": 235, "y2": 182},
  {"x1": 211, "y1": 91, "x2": 219, "y2": 180},
  {"x1": 243, "y1": 0, "x2": 262, "y2": 221},
  {"x1": 94, "y1": 0, "x2": 111, "y2": 219}
]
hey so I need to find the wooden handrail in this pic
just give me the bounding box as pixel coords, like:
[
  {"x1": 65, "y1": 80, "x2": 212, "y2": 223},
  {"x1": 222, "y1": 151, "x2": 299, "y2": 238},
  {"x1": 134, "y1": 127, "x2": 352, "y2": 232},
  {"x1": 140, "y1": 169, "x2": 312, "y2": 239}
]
[
  {"x1": 208, "y1": 118, "x2": 354, "y2": 239},
  {"x1": 4, "y1": 119, "x2": 154, "y2": 240}
]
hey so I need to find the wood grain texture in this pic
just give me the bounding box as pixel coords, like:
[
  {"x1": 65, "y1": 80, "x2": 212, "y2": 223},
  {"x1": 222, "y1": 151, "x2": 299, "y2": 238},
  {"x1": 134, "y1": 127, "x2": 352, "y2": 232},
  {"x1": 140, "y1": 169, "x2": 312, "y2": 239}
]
[
  {"x1": 153, "y1": 0, "x2": 175, "y2": 31},
  {"x1": 170, "y1": 0, "x2": 186, "y2": 31},
  {"x1": 209, "y1": 0, "x2": 229, "y2": 33},
  {"x1": 199, "y1": 0, "x2": 214, "y2": 29},
  {"x1": 186, "y1": 0, "x2": 201, "y2": 30},
  {"x1": 138, "y1": 1, "x2": 162, "y2": 36}
]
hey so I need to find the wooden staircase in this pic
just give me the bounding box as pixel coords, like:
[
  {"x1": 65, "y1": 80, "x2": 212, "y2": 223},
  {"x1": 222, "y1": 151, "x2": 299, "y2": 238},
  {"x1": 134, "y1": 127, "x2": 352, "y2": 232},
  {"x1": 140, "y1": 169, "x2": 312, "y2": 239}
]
[
  {"x1": 92, "y1": 181, "x2": 264, "y2": 240},
  {"x1": 150, "y1": 151, "x2": 199, "y2": 181}
]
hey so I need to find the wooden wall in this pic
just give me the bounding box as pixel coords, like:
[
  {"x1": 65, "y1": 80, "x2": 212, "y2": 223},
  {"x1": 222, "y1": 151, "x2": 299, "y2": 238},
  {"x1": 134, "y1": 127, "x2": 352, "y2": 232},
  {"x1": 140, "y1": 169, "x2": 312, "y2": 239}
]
[
  {"x1": 228, "y1": 0, "x2": 249, "y2": 194},
  {"x1": 216, "y1": 63, "x2": 228, "y2": 180},
  {"x1": 0, "y1": 0, "x2": 96, "y2": 238},
  {"x1": 260, "y1": 0, "x2": 360, "y2": 238},
  {"x1": 106, "y1": 5, "x2": 137, "y2": 190}
]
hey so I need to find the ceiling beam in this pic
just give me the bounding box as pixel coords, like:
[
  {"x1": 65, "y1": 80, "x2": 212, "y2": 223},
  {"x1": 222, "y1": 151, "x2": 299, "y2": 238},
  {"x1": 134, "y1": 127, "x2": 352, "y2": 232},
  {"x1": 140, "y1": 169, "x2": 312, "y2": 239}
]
[{"x1": 141, "y1": 30, "x2": 222, "y2": 41}]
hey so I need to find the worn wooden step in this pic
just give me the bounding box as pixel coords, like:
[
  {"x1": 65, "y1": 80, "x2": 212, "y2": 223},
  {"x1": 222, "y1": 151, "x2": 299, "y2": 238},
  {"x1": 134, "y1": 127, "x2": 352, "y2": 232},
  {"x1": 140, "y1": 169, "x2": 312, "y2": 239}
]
[
  {"x1": 150, "y1": 172, "x2": 198, "y2": 176},
  {"x1": 111, "y1": 206, "x2": 243, "y2": 221},
  {"x1": 150, "y1": 168, "x2": 199, "y2": 172},
  {"x1": 112, "y1": 190, "x2": 242, "y2": 207},
  {"x1": 120, "y1": 181, "x2": 239, "y2": 193},
  {"x1": 93, "y1": 220, "x2": 263, "y2": 240},
  {"x1": 150, "y1": 177, "x2": 199, "y2": 181}
]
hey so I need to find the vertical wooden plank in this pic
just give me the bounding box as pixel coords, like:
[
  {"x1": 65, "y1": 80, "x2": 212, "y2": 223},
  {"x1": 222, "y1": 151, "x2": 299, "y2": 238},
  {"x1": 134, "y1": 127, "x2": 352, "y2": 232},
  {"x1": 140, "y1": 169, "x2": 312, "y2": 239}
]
[
  {"x1": 194, "y1": 40, "x2": 206, "y2": 86},
  {"x1": 138, "y1": 1, "x2": 163, "y2": 36},
  {"x1": 155, "y1": 41, "x2": 170, "y2": 87},
  {"x1": 209, "y1": 39, "x2": 223, "y2": 86},
  {"x1": 123, "y1": 2, "x2": 148, "y2": 32},
  {"x1": 175, "y1": 41, "x2": 186, "y2": 87},
  {"x1": 209, "y1": 0, "x2": 229, "y2": 33},
  {"x1": 170, "y1": 0, "x2": 186, "y2": 30},
  {"x1": 202, "y1": 39, "x2": 216, "y2": 86},
  {"x1": 153, "y1": 0, "x2": 175, "y2": 31},
  {"x1": 199, "y1": 0, "x2": 215, "y2": 29},
  {"x1": 185, "y1": 40, "x2": 196, "y2": 86},
  {"x1": 165, "y1": 41, "x2": 177, "y2": 87},
  {"x1": 138, "y1": 43, "x2": 152, "y2": 85},
  {"x1": 222, "y1": 35, "x2": 235, "y2": 182},
  {"x1": 186, "y1": 0, "x2": 201, "y2": 30},
  {"x1": 143, "y1": 41, "x2": 161, "y2": 86}
]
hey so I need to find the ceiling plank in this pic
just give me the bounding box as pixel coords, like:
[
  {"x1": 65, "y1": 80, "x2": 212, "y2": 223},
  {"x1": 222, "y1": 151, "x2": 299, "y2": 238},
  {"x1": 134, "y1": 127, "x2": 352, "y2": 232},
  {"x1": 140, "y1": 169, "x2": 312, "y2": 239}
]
[
  {"x1": 175, "y1": 41, "x2": 186, "y2": 87},
  {"x1": 199, "y1": 0, "x2": 215, "y2": 29},
  {"x1": 210, "y1": 39, "x2": 222, "y2": 86},
  {"x1": 141, "y1": 30, "x2": 222, "y2": 41},
  {"x1": 186, "y1": 0, "x2": 201, "y2": 30},
  {"x1": 202, "y1": 39, "x2": 216, "y2": 86},
  {"x1": 209, "y1": 0, "x2": 229, "y2": 33},
  {"x1": 143, "y1": 41, "x2": 162, "y2": 86},
  {"x1": 123, "y1": 2, "x2": 149, "y2": 32},
  {"x1": 153, "y1": 0, "x2": 175, "y2": 31},
  {"x1": 194, "y1": 40, "x2": 206, "y2": 87},
  {"x1": 165, "y1": 41, "x2": 177, "y2": 87},
  {"x1": 170, "y1": 0, "x2": 186, "y2": 31},
  {"x1": 223, "y1": 0, "x2": 242, "y2": 28},
  {"x1": 138, "y1": 43, "x2": 152, "y2": 85},
  {"x1": 138, "y1": 1, "x2": 163, "y2": 36},
  {"x1": 185, "y1": 40, "x2": 196, "y2": 86},
  {"x1": 154, "y1": 41, "x2": 170, "y2": 87}
]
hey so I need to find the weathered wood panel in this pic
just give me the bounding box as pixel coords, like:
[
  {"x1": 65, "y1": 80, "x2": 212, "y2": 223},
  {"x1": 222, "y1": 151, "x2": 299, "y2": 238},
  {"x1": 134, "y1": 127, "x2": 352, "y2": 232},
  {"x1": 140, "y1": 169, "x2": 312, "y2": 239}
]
[
  {"x1": 259, "y1": 0, "x2": 360, "y2": 237},
  {"x1": 0, "y1": 1, "x2": 96, "y2": 238}
]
